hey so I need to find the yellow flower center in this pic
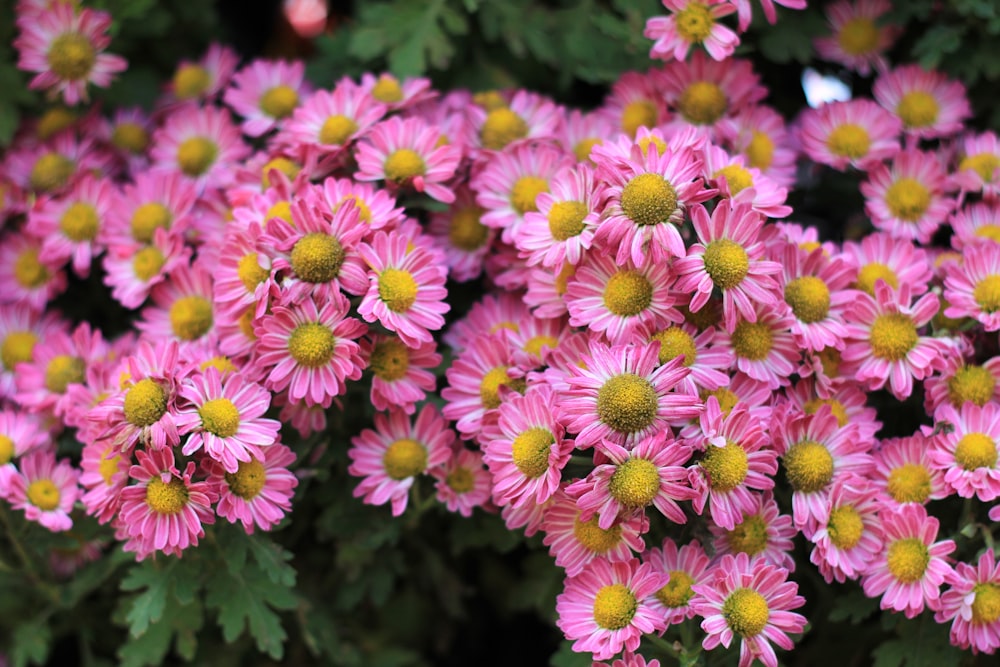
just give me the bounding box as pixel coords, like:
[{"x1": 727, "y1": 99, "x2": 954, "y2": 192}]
[
  {"x1": 621, "y1": 100, "x2": 658, "y2": 136},
  {"x1": 886, "y1": 463, "x2": 932, "y2": 504},
  {"x1": 701, "y1": 441, "x2": 749, "y2": 492},
  {"x1": 675, "y1": 2, "x2": 714, "y2": 42},
  {"x1": 678, "y1": 81, "x2": 727, "y2": 125},
  {"x1": 651, "y1": 327, "x2": 697, "y2": 367},
  {"x1": 173, "y1": 64, "x2": 211, "y2": 99},
  {"x1": 855, "y1": 262, "x2": 898, "y2": 296},
  {"x1": 974, "y1": 275, "x2": 1000, "y2": 313},
  {"x1": 727, "y1": 513, "x2": 769, "y2": 556},
  {"x1": 132, "y1": 246, "x2": 165, "y2": 281},
  {"x1": 473, "y1": 90, "x2": 506, "y2": 110},
  {"x1": 446, "y1": 466, "x2": 475, "y2": 493},
  {"x1": 123, "y1": 378, "x2": 168, "y2": 427},
  {"x1": 827, "y1": 505, "x2": 864, "y2": 550},
  {"x1": 954, "y1": 432, "x2": 997, "y2": 471},
  {"x1": 480, "y1": 108, "x2": 528, "y2": 150},
  {"x1": 334, "y1": 195, "x2": 371, "y2": 224},
  {"x1": 971, "y1": 583, "x2": 1000, "y2": 625},
  {"x1": 98, "y1": 447, "x2": 120, "y2": 485},
  {"x1": 384, "y1": 148, "x2": 426, "y2": 183},
  {"x1": 14, "y1": 248, "x2": 49, "y2": 288},
  {"x1": 657, "y1": 569, "x2": 695, "y2": 608},
  {"x1": 259, "y1": 85, "x2": 299, "y2": 119},
  {"x1": 896, "y1": 91, "x2": 939, "y2": 129},
  {"x1": 382, "y1": 438, "x2": 427, "y2": 480},
  {"x1": 885, "y1": 178, "x2": 931, "y2": 222},
  {"x1": 714, "y1": 165, "x2": 753, "y2": 196},
  {"x1": 574, "y1": 137, "x2": 602, "y2": 162},
  {"x1": 378, "y1": 268, "x2": 419, "y2": 313},
  {"x1": 236, "y1": 252, "x2": 268, "y2": 293},
  {"x1": 592, "y1": 584, "x2": 638, "y2": 630},
  {"x1": 783, "y1": 439, "x2": 835, "y2": 493},
  {"x1": 30, "y1": 153, "x2": 74, "y2": 192},
  {"x1": 290, "y1": 232, "x2": 345, "y2": 283},
  {"x1": 597, "y1": 373, "x2": 658, "y2": 436},
  {"x1": 960, "y1": 153, "x2": 1000, "y2": 183},
  {"x1": 27, "y1": 479, "x2": 60, "y2": 511},
  {"x1": 479, "y1": 365, "x2": 524, "y2": 409},
  {"x1": 722, "y1": 588, "x2": 770, "y2": 637},
  {"x1": 731, "y1": 321, "x2": 773, "y2": 361},
  {"x1": 703, "y1": 387, "x2": 739, "y2": 416},
  {"x1": 555, "y1": 262, "x2": 576, "y2": 296},
  {"x1": 371, "y1": 76, "x2": 403, "y2": 103},
  {"x1": 510, "y1": 176, "x2": 548, "y2": 216},
  {"x1": 975, "y1": 224, "x2": 1000, "y2": 243},
  {"x1": 447, "y1": 206, "x2": 489, "y2": 251},
  {"x1": 785, "y1": 275, "x2": 831, "y2": 323},
  {"x1": 0, "y1": 435, "x2": 13, "y2": 465},
  {"x1": 199, "y1": 356, "x2": 237, "y2": 375},
  {"x1": 886, "y1": 537, "x2": 929, "y2": 584},
  {"x1": 238, "y1": 308, "x2": 257, "y2": 342},
  {"x1": 198, "y1": 398, "x2": 240, "y2": 438},
  {"x1": 572, "y1": 514, "x2": 622, "y2": 553},
  {"x1": 837, "y1": 17, "x2": 879, "y2": 56},
  {"x1": 803, "y1": 397, "x2": 849, "y2": 427},
  {"x1": 369, "y1": 338, "x2": 410, "y2": 381},
  {"x1": 620, "y1": 172, "x2": 678, "y2": 227},
  {"x1": 169, "y1": 295, "x2": 213, "y2": 341},
  {"x1": 524, "y1": 335, "x2": 558, "y2": 357},
  {"x1": 947, "y1": 365, "x2": 996, "y2": 407},
  {"x1": 746, "y1": 131, "x2": 775, "y2": 171},
  {"x1": 44, "y1": 354, "x2": 85, "y2": 394},
  {"x1": 869, "y1": 313, "x2": 918, "y2": 361},
  {"x1": 547, "y1": 201, "x2": 588, "y2": 241},
  {"x1": 319, "y1": 114, "x2": 358, "y2": 145},
  {"x1": 511, "y1": 426, "x2": 555, "y2": 479},
  {"x1": 130, "y1": 202, "x2": 172, "y2": 244},
  {"x1": 1, "y1": 331, "x2": 38, "y2": 371},
  {"x1": 47, "y1": 32, "x2": 95, "y2": 81},
  {"x1": 603, "y1": 270, "x2": 653, "y2": 317},
  {"x1": 637, "y1": 135, "x2": 668, "y2": 158},
  {"x1": 827, "y1": 124, "x2": 871, "y2": 160},
  {"x1": 609, "y1": 457, "x2": 660, "y2": 508},
  {"x1": 288, "y1": 322, "x2": 336, "y2": 368},
  {"x1": 146, "y1": 477, "x2": 189, "y2": 515},
  {"x1": 112, "y1": 122, "x2": 150, "y2": 153},
  {"x1": 224, "y1": 458, "x2": 266, "y2": 500},
  {"x1": 177, "y1": 137, "x2": 218, "y2": 177},
  {"x1": 260, "y1": 158, "x2": 300, "y2": 188},
  {"x1": 816, "y1": 347, "x2": 843, "y2": 379},
  {"x1": 37, "y1": 108, "x2": 75, "y2": 140},
  {"x1": 58, "y1": 202, "x2": 99, "y2": 242},
  {"x1": 703, "y1": 239, "x2": 750, "y2": 290}
]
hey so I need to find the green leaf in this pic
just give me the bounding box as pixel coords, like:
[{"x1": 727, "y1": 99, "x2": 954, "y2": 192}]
[
  {"x1": 549, "y1": 640, "x2": 592, "y2": 667},
  {"x1": 10, "y1": 617, "x2": 51, "y2": 667},
  {"x1": 120, "y1": 559, "x2": 176, "y2": 637},
  {"x1": 828, "y1": 587, "x2": 879, "y2": 624}
]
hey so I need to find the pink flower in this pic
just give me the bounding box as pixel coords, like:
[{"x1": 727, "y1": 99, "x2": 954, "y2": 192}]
[
  {"x1": 167, "y1": 43, "x2": 238, "y2": 103},
  {"x1": 468, "y1": 89, "x2": 564, "y2": 152},
  {"x1": 5, "y1": 450, "x2": 78, "y2": 532},
  {"x1": 935, "y1": 550, "x2": 1000, "y2": 655},
  {"x1": 873, "y1": 64, "x2": 970, "y2": 140},
  {"x1": 361, "y1": 334, "x2": 440, "y2": 415},
  {"x1": 944, "y1": 242, "x2": 1000, "y2": 331},
  {"x1": 708, "y1": 491, "x2": 797, "y2": 572},
  {"x1": 808, "y1": 477, "x2": 885, "y2": 583},
  {"x1": 732, "y1": 0, "x2": 806, "y2": 31},
  {"x1": 661, "y1": 53, "x2": 766, "y2": 137},
  {"x1": 643, "y1": 538, "x2": 711, "y2": 627},
  {"x1": 798, "y1": 99, "x2": 901, "y2": 171},
  {"x1": 278, "y1": 77, "x2": 386, "y2": 152},
  {"x1": 722, "y1": 304, "x2": 799, "y2": 390},
  {"x1": 28, "y1": 173, "x2": 113, "y2": 277},
  {"x1": 645, "y1": 1, "x2": 740, "y2": 62},
  {"x1": 951, "y1": 132, "x2": 1000, "y2": 201},
  {"x1": 814, "y1": 0, "x2": 900, "y2": 76},
  {"x1": 430, "y1": 447, "x2": 492, "y2": 517},
  {"x1": 861, "y1": 149, "x2": 955, "y2": 244},
  {"x1": 206, "y1": 443, "x2": 297, "y2": 534},
  {"x1": 149, "y1": 105, "x2": 250, "y2": 191},
  {"x1": 871, "y1": 433, "x2": 949, "y2": 507},
  {"x1": 775, "y1": 243, "x2": 855, "y2": 352},
  {"x1": 223, "y1": 59, "x2": 307, "y2": 137},
  {"x1": 442, "y1": 332, "x2": 521, "y2": 440},
  {"x1": 515, "y1": 163, "x2": 599, "y2": 269},
  {"x1": 929, "y1": 402, "x2": 1000, "y2": 502}
]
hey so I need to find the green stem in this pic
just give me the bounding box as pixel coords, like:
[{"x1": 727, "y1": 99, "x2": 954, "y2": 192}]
[
  {"x1": 645, "y1": 632, "x2": 682, "y2": 661},
  {"x1": 0, "y1": 504, "x2": 59, "y2": 603}
]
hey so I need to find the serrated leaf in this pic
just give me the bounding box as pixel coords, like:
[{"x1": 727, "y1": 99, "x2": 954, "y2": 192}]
[
  {"x1": 828, "y1": 587, "x2": 879, "y2": 624},
  {"x1": 120, "y1": 559, "x2": 176, "y2": 637},
  {"x1": 246, "y1": 533, "x2": 296, "y2": 587},
  {"x1": 10, "y1": 617, "x2": 51, "y2": 667}
]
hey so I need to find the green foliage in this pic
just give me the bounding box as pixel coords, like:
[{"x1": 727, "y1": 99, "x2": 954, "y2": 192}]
[{"x1": 872, "y1": 612, "x2": 968, "y2": 667}]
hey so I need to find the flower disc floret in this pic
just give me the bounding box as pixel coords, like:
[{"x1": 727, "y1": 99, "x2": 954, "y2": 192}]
[
  {"x1": 481, "y1": 108, "x2": 528, "y2": 150},
  {"x1": 676, "y1": 3, "x2": 714, "y2": 43},
  {"x1": 731, "y1": 321, "x2": 773, "y2": 361},
  {"x1": 60, "y1": 202, "x2": 99, "y2": 241},
  {"x1": 287, "y1": 322, "x2": 336, "y2": 368},
  {"x1": 384, "y1": 148, "x2": 426, "y2": 183},
  {"x1": 198, "y1": 398, "x2": 240, "y2": 438},
  {"x1": 47, "y1": 32, "x2": 96, "y2": 81},
  {"x1": 608, "y1": 457, "x2": 660, "y2": 508},
  {"x1": 856, "y1": 262, "x2": 898, "y2": 295},
  {"x1": 479, "y1": 366, "x2": 523, "y2": 410},
  {"x1": 27, "y1": 480, "x2": 60, "y2": 511},
  {"x1": 722, "y1": 588, "x2": 770, "y2": 637},
  {"x1": 948, "y1": 366, "x2": 996, "y2": 407},
  {"x1": 511, "y1": 176, "x2": 548, "y2": 215},
  {"x1": 657, "y1": 570, "x2": 695, "y2": 608},
  {"x1": 703, "y1": 239, "x2": 749, "y2": 290},
  {"x1": 173, "y1": 64, "x2": 210, "y2": 99},
  {"x1": 131, "y1": 203, "x2": 172, "y2": 243},
  {"x1": 701, "y1": 442, "x2": 749, "y2": 492},
  {"x1": 622, "y1": 101, "x2": 658, "y2": 136},
  {"x1": 783, "y1": 440, "x2": 834, "y2": 493},
  {"x1": 679, "y1": 82, "x2": 727, "y2": 125},
  {"x1": 145, "y1": 477, "x2": 188, "y2": 515},
  {"x1": 897, "y1": 91, "x2": 939, "y2": 129},
  {"x1": 45, "y1": 354, "x2": 85, "y2": 393},
  {"x1": 548, "y1": 201, "x2": 588, "y2": 240},
  {"x1": 382, "y1": 438, "x2": 427, "y2": 480},
  {"x1": 596, "y1": 373, "x2": 658, "y2": 435},
  {"x1": 170, "y1": 296, "x2": 213, "y2": 341},
  {"x1": 620, "y1": 173, "x2": 678, "y2": 226},
  {"x1": 954, "y1": 432, "x2": 997, "y2": 471},
  {"x1": 369, "y1": 338, "x2": 410, "y2": 381},
  {"x1": 838, "y1": 18, "x2": 878, "y2": 56},
  {"x1": 449, "y1": 207, "x2": 490, "y2": 250},
  {"x1": 869, "y1": 313, "x2": 918, "y2": 361},
  {"x1": 224, "y1": 459, "x2": 266, "y2": 500},
  {"x1": 511, "y1": 426, "x2": 555, "y2": 479},
  {"x1": 378, "y1": 268, "x2": 419, "y2": 313},
  {"x1": 784, "y1": 276, "x2": 831, "y2": 323},
  {"x1": 974, "y1": 275, "x2": 1000, "y2": 313},
  {"x1": 30, "y1": 153, "x2": 74, "y2": 192},
  {"x1": 827, "y1": 505, "x2": 864, "y2": 550},
  {"x1": 886, "y1": 464, "x2": 932, "y2": 504},
  {"x1": 290, "y1": 232, "x2": 345, "y2": 283},
  {"x1": 826, "y1": 124, "x2": 871, "y2": 159},
  {"x1": 132, "y1": 247, "x2": 165, "y2": 281},
  {"x1": 237, "y1": 253, "x2": 268, "y2": 292},
  {"x1": 727, "y1": 515, "x2": 769, "y2": 555},
  {"x1": 177, "y1": 137, "x2": 218, "y2": 177},
  {"x1": 602, "y1": 270, "x2": 653, "y2": 317},
  {"x1": 651, "y1": 327, "x2": 697, "y2": 366},
  {"x1": 124, "y1": 378, "x2": 167, "y2": 427},
  {"x1": 1, "y1": 331, "x2": 37, "y2": 371},
  {"x1": 972, "y1": 583, "x2": 1000, "y2": 624},
  {"x1": 319, "y1": 114, "x2": 358, "y2": 145},
  {"x1": 885, "y1": 178, "x2": 931, "y2": 221},
  {"x1": 592, "y1": 583, "x2": 638, "y2": 630},
  {"x1": 14, "y1": 249, "x2": 49, "y2": 288},
  {"x1": 887, "y1": 537, "x2": 930, "y2": 584},
  {"x1": 715, "y1": 164, "x2": 753, "y2": 195},
  {"x1": 259, "y1": 85, "x2": 298, "y2": 119},
  {"x1": 573, "y1": 515, "x2": 622, "y2": 553}
]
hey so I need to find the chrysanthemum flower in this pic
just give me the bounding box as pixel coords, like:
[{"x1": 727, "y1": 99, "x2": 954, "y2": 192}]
[
  {"x1": 561, "y1": 341, "x2": 700, "y2": 450},
  {"x1": 708, "y1": 491, "x2": 797, "y2": 572},
  {"x1": 784, "y1": 379, "x2": 882, "y2": 441},
  {"x1": 15, "y1": 321, "x2": 105, "y2": 418},
  {"x1": 516, "y1": 163, "x2": 599, "y2": 269},
  {"x1": 861, "y1": 149, "x2": 954, "y2": 244},
  {"x1": 14, "y1": 2, "x2": 126, "y2": 105},
  {"x1": 149, "y1": 104, "x2": 249, "y2": 191},
  {"x1": 798, "y1": 99, "x2": 901, "y2": 171},
  {"x1": 722, "y1": 305, "x2": 799, "y2": 389},
  {"x1": 871, "y1": 433, "x2": 949, "y2": 507},
  {"x1": 555, "y1": 557, "x2": 668, "y2": 660},
  {"x1": 843, "y1": 231, "x2": 933, "y2": 297},
  {"x1": 254, "y1": 293, "x2": 366, "y2": 407},
  {"x1": 929, "y1": 402, "x2": 1000, "y2": 502},
  {"x1": 360, "y1": 72, "x2": 436, "y2": 110},
  {"x1": 5, "y1": 450, "x2": 78, "y2": 532},
  {"x1": 862, "y1": 502, "x2": 955, "y2": 618},
  {"x1": 442, "y1": 333, "x2": 523, "y2": 439},
  {"x1": 814, "y1": 0, "x2": 899, "y2": 76},
  {"x1": 361, "y1": 334, "x2": 440, "y2": 415},
  {"x1": 137, "y1": 259, "x2": 216, "y2": 346},
  {"x1": 660, "y1": 53, "x2": 767, "y2": 137},
  {"x1": 943, "y1": 242, "x2": 1000, "y2": 331},
  {"x1": 468, "y1": 89, "x2": 563, "y2": 152},
  {"x1": 691, "y1": 552, "x2": 806, "y2": 667},
  {"x1": 935, "y1": 550, "x2": 1000, "y2": 655},
  {"x1": 808, "y1": 477, "x2": 885, "y2": 583},
  {"x1": 223, "y1": 59, "x2": 307, "y2": 137},
  {"x1": 102, "y1": 228, "x2": 190, "y2": 310},
  {"x1": 206, "y1": 442, "x2": 297, "y2": 534},
  {"x1": 873, "y1": 65, "x2": 970, "y2": 140},
  {"x1": 27, "y1": 173, "x2": 113, "y2": 277},
  {"x1": 0, "y1": 409, "x2": 48, "y2": 471},
  {"x1": 117, "y1": 447, "x2": 216, "y2": 560},
  {"x1": 924, "y1": 352, "x2": 1000, "y2": 416},
  {"x1": 0, "y1": 232, "x2": 68, "y2": 310},
  {"x1": 643, "y1": 538, "x2": 711, "y2": 627},
  {"x1": 772, "y1": 243, "x2": 856, "y2": 352},
  {"x1": 600, "y1": 71, "x2": 669, "y2": 138},
  {"x1": 0, "y1": 303, "x2": 64, "y2": 400},
  {"x1": 950, "y1": 201, "x2": 1000, "y2": 250},
  {"x1": 278, "y1": 77, "x2": 386, "y2": 154},
  {"x1": 355, "y1": 116, "x2": 461, "y2": 204},
  {"x1": 731, "y1": 0, "x2": 806, "y2": 31},
  {"x1": 559, "y1": 109, "x2": 616, "y2": 163},
  {"x1": 701, "y1": 144, "x2": 792, "y2": 219},
  {"x1": 951, "y1": 131, "x2": 1000, "y2": 200},
  {"x1": 430, "y1": 447, "x2": 492, "y2": 517},
  {"x1": 427, "y1": 186, "x2": 496, "y2": 283},
  {"x1": 645, "y1": 1, "x2": 740, "y2": 62},
  {"x1": 78, "y1": 440, "x2": 128, "y2": 524},
  {"x1": 648, "y1": 321, "x2": 731, "y2": 394},
  {"x1": 719, "y1": 105, "x2": 797, "y2": 188},
  {"x1": 166, "y1": 43, "x2": 237, "y2": 103},
  {"x1": 674, "y1": 200, "x2": 781, "y2": 331}
]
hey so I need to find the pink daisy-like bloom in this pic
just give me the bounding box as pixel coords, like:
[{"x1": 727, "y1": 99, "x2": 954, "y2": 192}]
[
  {"x1": 223, "y1": 59, "x2": 307, "y2": 137},
  {"x1": 814, "y1": 0, "x2": 899, "y2": 77},
  {"x1": 873, "y1": 65, "x2": 971, "y2": 140},
  {"x1": 78, "y1": 440, "x2": 128, "y2": 525},
  {"x1": 565, "y1": 252, "x2": 680, "y2": 345},
  {"x1": 784, "y1": 378, "x2": 882, "y2": 441},
  {"x1": 643, "y1": 538, "x2": 711, "y2": 627},
  {"x1": 28, "y1": 173, "x2": 113, "y2": 277},
  {"x1": 719, "y1": 105, "x2": 797, "y2": 188},
  {"x1": 660, "y1": 53, "x2": 767, "y2": 137},
  {"x1": 950, "y1": 201, "x2": 1000, "y2": 250},
  {"x1": 732, "y1": 0, "x2": 806, "y2": 30},
  {"x1": 862, "y1": 503, "x2": 955, "y2": 619},
  {"x1": 541, "y1": 487, "x2": 646, "y2": 577},
  {"x1": 105, "y1": 169, "x2": 196, "y2": 249},
  {"x1": 924, "y1": 352, "x2": 1000, "y2": 416},
  {"x1": 929, "y1": 402, "x2": 1000, "y2": 502},
  {"x1": 649, "y1": 321, "x2": 732, "y2": 394},
  {"x1": 943, "y1": 242, "x2": 1000, "y2": 331},
  {"x1": 481, "y1": 385, "x2": 574, "y2": 509},
  {"x1": 254, "y1": 293, "x2": 366, "y2": 407},
  {"x1": 5, "y1": 129, "x2": 113, "y2": 196},
  {"x1": 117, "y1": 447, "x2": 216, "y2": 560},
  {"x1": 798, "y1": 99, "x2": 901, "y2": 171},
  {"x1": 443, "y1": 291, "x2": 529, "y2": 352},
  {"x1": 102, "y1": 228, "x2": 190, "y2": 310},
  {"x1": 774, "y1": 243, "x2": 854, "y2": 352},
  {"x1": 14, "y1": 1, "x2": 126, "y2": 105},
  {"x1": 842, "y1": 282, "x2": 950, "y2": 400},
  {"x1": 708, "y1": 491, "x2": 797, "y2": 572},
  {"x1": 206, "y1": 442, "x2": 297, "y2": 534},
  {"x1": 951, "y1": 131, "x2": 1000, "y2": 201},
  {"x1": 843, "y1": 231, "x2": 933, "y2": 297},
  {"x1": 167, "y1": 43, "x2": 238, "y2": 103},
  {"x1": 556, "y1": 557, "x2": 668, "y2": 660},
  {"x1": 355, "y1": 116, "x2": 461, "y2": 204},
  {"x1": 277, "y1": 77, "x2": 387, "y2": 152},
  {"x1": 136, "y1": 259, "x2": 216, "y2": 346},
  {"x1": 0, "y1": 303, "x2": 64, "y2": 400},
  {"x1": 430, "y1": 447, "x2": 493, "y2": 518},
  {"x1": 348, "y1": 405, "x2": 454, "y2": 517},
  {"x1": 691, "y1": 552, "x2": 806, "y2": 667},
  {"x1": 149, "y1": 104, "x2": 250, "y2": 191},
  {"x1": 600, "y1": 71, "x2": 669, "y2": 138},
  {"x1": 5, "y1": 450, "x2": 78, "y2": 532},
  {"x1": 561, "y1": 341, "x2": 701, "y2": 450},
  {"x1": 0, "y1": 409, "x2": 48, "y2": 468},
  {"x1": 515, "y1": 163, "x2": 599, "y2": 268},
  {"x1": 427, "y1": 186, "x2": 496, "y2": 283},
  {"x1": 594, "y1": 142, "x2": 714, "y2": 266},
  {"x1": 361, "y1": 334, "x2": 440, "y2": 415},
  {"x1": 213, "y1": 221, "x2": 271, "y2": 322},
  {"x1": 595, "y1": 651, "x2": 661, "y2": 667},
  {"x1": 174, "y1": 367, "x2": 281, "y2": 473},
  {"x1": 468, "y1": 89, "x2": 563, "y2": 152},
  {"x1": 442, "y1": 333, "x2": 521, "y2": 440},
  {"x1": 357, "y1": 231, "x2": 450, "y2": 348},
  {"x1": 688, "y1": 397, "x2": 778, "y2": 531},
  {"x1": 721, "y1": 304, "x2": 799, "y2": 389},
  {"x1": 14, "y1": 321, "x2": 105, "y2": 419},
  {"x1": 808, "y1": 477, "x2": 885, "y2": 583},
  {"x1": 935, "y1": 550, "x2": 1000, "y2": 655},
  {"x1": 673, "y1": 200, "x2": 781, "y2": 331},
  {"x1": 700, "y1": 143, "x2": 792, "y2": 219},
  {"x1": 861, "y1": 149, "x2": 955, "y2": 244},
  {"x1": 559, "y1": 108, "x2": 616, "y2": 163},
  {"x1": 314, "y1": 174, "x2": 407, "y2": 236},
  {"x1": 570, "y1": 430, "x2": 696, "y2": 529},
  {"x1": 0, "y1": 231, "x2": 68, "y2": 310},
  {"x1": 645, "y1": 0, "x2": 740, "y2": 62},
  {"x1": 872, "y1": 433, "x2": 949, "y2": 507},
  {"x1": 360, "y1": 72, "x2": 436, "y2": 111}
]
